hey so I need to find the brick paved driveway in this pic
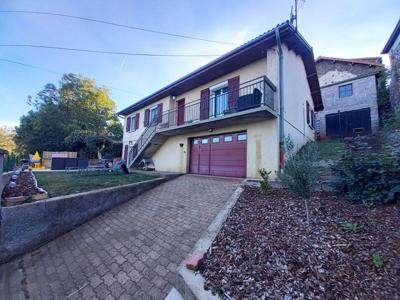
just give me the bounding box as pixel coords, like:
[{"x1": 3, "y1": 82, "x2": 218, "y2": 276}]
[{"x1": 0, "y1": 175, "x2": 240, "y2": 300}]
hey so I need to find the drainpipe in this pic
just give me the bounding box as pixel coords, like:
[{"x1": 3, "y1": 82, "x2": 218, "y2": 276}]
[{"x1": 275, "y1": 28, "x2": 285, "y2": 172}]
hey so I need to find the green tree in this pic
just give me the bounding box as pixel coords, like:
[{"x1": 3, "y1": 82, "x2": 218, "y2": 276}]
[
  {"x1": 14, "y1": 74, "x2": 122, "y2": 158},
  {"x1": 0, "y1": 126, "x2": 17, "y2": 153},
  {"x1": 279, "y1": 141, "x2": 320, "y2": 225}
]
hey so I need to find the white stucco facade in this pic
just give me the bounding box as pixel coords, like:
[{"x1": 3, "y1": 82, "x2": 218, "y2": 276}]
[{"x1": 121, "y1": 44, "x2": 317, "y2": 179}]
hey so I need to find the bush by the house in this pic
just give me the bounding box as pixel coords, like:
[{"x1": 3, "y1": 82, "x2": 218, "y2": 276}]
[
  {"x1": 279, "y1": 141, "x2": 320, "y2": 224},
  {"x1": 258, "y1": 168, "x2": 273, "y2": 193},
  {"x1": 332, "y1": 133, "x2": 400, "y2": 207}
]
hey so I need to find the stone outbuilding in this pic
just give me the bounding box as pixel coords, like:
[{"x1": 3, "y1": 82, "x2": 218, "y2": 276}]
[{"x1": 315, "y1": 56, "x2": 383, "y2": 138}]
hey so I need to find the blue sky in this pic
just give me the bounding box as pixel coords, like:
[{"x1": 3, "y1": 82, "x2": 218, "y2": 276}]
[{"x1": 0, "y1": 0, "x2": 399, "y2": 127}]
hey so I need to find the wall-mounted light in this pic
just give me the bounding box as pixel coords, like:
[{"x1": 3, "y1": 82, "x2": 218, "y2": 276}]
[
  {"x1": 208, "y1": 128, "x2": 213, "y2": 132},
  {"x1": 172, "y1": 96, "x2": 176, "y2": 100}
]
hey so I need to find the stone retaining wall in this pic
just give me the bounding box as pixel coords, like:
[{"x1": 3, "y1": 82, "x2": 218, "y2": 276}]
[{"x1": 0, "y1": 174, "x2": 180, "y2": 263}]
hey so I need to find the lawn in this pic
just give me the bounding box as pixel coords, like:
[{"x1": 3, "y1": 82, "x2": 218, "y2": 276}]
[
  {"x1": 34, "y1": 171, "x2": 159, "y2": 198},
  {"x1": 316, "y1": 139, "x2": 346, "y2": 161},
  {"x1": 316, "y1": 139, "x2": 346, "y2": 178}
]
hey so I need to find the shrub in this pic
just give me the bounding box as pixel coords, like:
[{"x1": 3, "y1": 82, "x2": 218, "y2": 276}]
[
  {"x1": 340, "y1": 222, "x2": 363, "y2": 233},
  {"x1": 279, "y1": 142, "x2": 320, "y2": 225},
  {"x1": 259, "y1": 168, "x2": 273, "y2": 193},
  {"x1": 372, "y1": 252, "x2": 384, "y2": 268},
  {"x1": 332, "y1": 133, "x2": 400, "y2": 207}
]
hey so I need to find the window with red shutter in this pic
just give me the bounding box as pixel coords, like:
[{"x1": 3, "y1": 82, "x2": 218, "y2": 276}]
[
  {"x1": 311, "y1": 110, "x2": 315, "y2": 128},
  {"x1": 144, "y1": 109, "x2": 150, "y2": 127},
  {"x1": 126, "y1": 117, "x2": 131, "y2": 132},
  {"x1": 157, "y1": 103, "x2": 163, "y2": 124},
  {"x1": 135, "y1": 113, "x2": 140, "y2": 130},
  {"x1": 200, "y1": 88, "x2": 210, "y2": 120},
  {"x1": 227, "y1": 76, "x2": 240, "y2": 110}
]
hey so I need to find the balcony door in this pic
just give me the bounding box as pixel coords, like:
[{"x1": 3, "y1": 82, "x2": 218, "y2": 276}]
[
  {"x1": 209, "y1": 81, "x2": 229, "y2": 118},
  {"x1": 214, "y1": 87, "x2": 228, "y2": 116}
]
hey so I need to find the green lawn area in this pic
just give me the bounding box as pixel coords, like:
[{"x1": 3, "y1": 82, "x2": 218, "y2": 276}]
[
  {"x1": 34, "y1": 171, "x2": 159, "y2": 198},
  {"x1": 316, "y1": 140, "x2": 346, "y2": 178},
  {"x1": 316, "y1": 139, "x2": 346, "y2": 161}
]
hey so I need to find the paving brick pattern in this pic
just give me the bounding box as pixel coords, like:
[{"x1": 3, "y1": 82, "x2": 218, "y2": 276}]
[{"x1": 0, "y1": 175, "x2": 240, "y2": 299}]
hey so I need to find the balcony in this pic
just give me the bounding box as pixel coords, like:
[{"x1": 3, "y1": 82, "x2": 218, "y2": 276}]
[
  {"x1": 157, "y1": 76, "x2": 277, "y2": 136},
  {"x1": 128, "y1": 76, "x2": 277, "y2": 167}
]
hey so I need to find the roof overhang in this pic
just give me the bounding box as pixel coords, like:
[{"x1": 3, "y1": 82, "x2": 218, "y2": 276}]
[
  {"x1": 315, "y1": 56, "x2": 384, "y2": 67},
  {"x1": 118, "y1": 22, "x2": 323, "y2": 115},
  {"x1": 382, "y1": 18, "x2": 400, "y2": 54}
]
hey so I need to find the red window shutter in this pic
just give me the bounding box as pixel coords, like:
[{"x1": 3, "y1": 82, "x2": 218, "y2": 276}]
[
  {"x1": 311, "y1": 110, "x2": 315, "y2": 128},
  {"x1": 228, "y1": 76, "x2": 240, "y2": 110},
  {"x1": 144, "y1": 109, "x2": 150, "y2": 127},
  {"x1": 306, "y1": 102, "x2": 310, "y2": 125},
  {"x1": 123, "y1": 145, "x2": 128, "y2": 161},
  {"x1": 135, "y1": 113, "x2": 140, "y2": 130},
  {"x1": 200, "y1": 88, "x2": 210, "y2": 120},
  {"x1": 126, "y1": 116, "x2": 131, "y2": 132},
  {"x1": 157, "y1": 103, "x2": 163, "y2": 123}
]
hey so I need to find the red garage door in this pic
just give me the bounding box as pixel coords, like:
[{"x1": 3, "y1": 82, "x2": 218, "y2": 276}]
[{"x1": 190, "y1": 132, "x2": 247, "y2": 178}]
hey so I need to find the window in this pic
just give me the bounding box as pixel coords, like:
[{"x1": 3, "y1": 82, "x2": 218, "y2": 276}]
[
  {"x1": 150, "y1": 106, "x2": 158, "y2": 124},
  {"x1": 339, "y1": 83, "x2": 353, "y2": 98},
  {"x1": 201, "y1": 138, "x2": 208, "y2": 144},
  {"x1": 212, "y1": 137, "x2": 220, "y2": 143},
  {"x1": 193, "y1": 139, "x2": 199, "y2": 145},
  {"x1": 209, "y1": 81, "x2": 229, "y2": 117},
  {"x1": 237, "y1": 133, "x2": 247, "y2": 141},
  {"x1": 224, "y1": 135, "x2": 233, "y2": 142},
  {"x1": 130, "y1": 115, "x2": 136, "y2": 131}
]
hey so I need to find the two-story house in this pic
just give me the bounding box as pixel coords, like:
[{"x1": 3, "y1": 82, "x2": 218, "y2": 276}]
[
  {"x1": 315, "y1": 56, "x2": 383, "y2": 138},
  {"x1": 118, "y1": 22, "x2": 323, "y2": 178}
]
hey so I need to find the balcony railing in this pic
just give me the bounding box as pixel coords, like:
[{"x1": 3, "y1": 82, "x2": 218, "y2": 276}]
[
  {"x1": 157, "y1": 76, "x2": 276, "y2": 130},
  {"x1": 128, "y1": 76, "x2": 276, "y2": 166}
]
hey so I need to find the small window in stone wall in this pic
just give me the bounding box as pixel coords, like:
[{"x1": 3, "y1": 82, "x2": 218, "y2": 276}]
[{"x1": 339, "y1": 83, "x2": 353, "y2": 98}]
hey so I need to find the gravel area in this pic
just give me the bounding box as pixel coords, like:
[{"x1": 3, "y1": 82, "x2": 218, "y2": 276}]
[
  {"x1": 1, "y1": 171, "x2": 40, "y2": 198},
  {"x1": 202, "y1": 186, "x2": 400, "y2": 299}
]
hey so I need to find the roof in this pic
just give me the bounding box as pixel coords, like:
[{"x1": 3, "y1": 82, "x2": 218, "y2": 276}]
[
  {"x1": 315, "y1": 56, "x2": 384, "y2": 67},
  {"x1": 319, "y1": 71, "x2": 381, "y2": 89},
  {"x1": 118, "y1": 21, "x2": 323, "y2": 115},
  {"x1": 382, "y1": 18, "x2": 400, "y2": 54}
]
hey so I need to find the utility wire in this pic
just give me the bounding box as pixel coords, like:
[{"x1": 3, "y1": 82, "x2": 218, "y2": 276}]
[
  {"x1": 0, "y1": 44, "x2": 222, "y2": 57},
  {"x1": 0, "y1": 58, "x2": 137, "y2": 95},
  {"x1": 0, "y1": 10, "x2": 237, "y2": 46}
]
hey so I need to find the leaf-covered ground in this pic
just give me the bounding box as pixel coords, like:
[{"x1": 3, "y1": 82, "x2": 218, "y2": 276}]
[{"x1": 202, "y1": 186, "x2": 400, "y2": 299}]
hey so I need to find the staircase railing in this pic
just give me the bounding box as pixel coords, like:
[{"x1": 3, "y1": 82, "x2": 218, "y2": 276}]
[{"x1": 127, "y1": 122, "x2": 157, "y2": 166}]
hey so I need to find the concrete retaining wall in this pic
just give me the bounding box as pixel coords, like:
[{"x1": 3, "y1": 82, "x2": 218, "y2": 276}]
[
  {"x1": 0, "y1": 174, "x2": 180, "y2": 263},
  {"x1": 1, "y1": 172, "x2": 13, "y2": 197}
]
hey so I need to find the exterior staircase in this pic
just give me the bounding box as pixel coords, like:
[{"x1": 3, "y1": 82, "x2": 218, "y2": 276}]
[{"x1": 127, "y1": 122, "x2": 168, "y2": 168}]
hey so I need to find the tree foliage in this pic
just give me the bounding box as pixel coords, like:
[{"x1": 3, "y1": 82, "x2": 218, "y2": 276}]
[
  {"x1": 0, "y1": 126, "x2": 17, "y2": 153},
  {"x1": 279, "y1": 140, "x2": 320, "y2": 225},
  {"x1": 15, "y1": 74, "x2": 122, "y2": 158},
  {"x1": 332, "y1": 133, "x2": 400, "y2": 207}
]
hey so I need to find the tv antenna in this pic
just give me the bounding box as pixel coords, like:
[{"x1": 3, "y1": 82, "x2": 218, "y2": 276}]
[{"x1": 290, "y1": 0, "x2": 305, "y2": 30}]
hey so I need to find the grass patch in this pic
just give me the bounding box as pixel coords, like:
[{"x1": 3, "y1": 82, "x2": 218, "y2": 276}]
[
  {"x1": 317, "y1": 140, "x2": 346, "y2": 161},
  {"x1": 34, "y1": 171, "x2": 159, "y2": 198}
]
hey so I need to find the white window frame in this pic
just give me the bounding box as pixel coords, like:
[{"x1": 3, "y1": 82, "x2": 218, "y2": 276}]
[
  {"x1": 129, "y1": 115, "x2": 136, "y2": 132},
  {"x1": 150, "y1": 105, "x2": 158, "y2": 125},
  {"x1": 209, "y1": 81, "x2": 228, "y2": 117}
]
